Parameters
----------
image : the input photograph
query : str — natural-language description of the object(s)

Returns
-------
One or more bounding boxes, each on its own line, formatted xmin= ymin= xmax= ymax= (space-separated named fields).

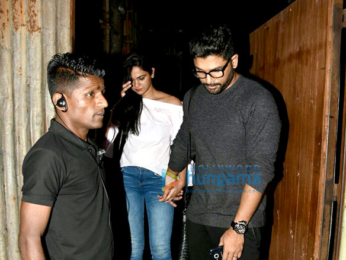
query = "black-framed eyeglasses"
xmin=193 ymin=58 xmax=231 ymax=79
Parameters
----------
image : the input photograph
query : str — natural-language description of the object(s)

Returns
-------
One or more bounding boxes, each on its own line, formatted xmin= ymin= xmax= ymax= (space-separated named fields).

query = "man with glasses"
xmin=160 ymin=24 xmax=281 ymax=260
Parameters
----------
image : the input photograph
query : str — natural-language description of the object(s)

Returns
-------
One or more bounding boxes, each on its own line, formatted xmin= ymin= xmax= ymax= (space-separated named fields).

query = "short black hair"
xmin=189 ymin=24 xmax=235 ymax=60
xmin=47 ymin=52 xmax=105 ymax=98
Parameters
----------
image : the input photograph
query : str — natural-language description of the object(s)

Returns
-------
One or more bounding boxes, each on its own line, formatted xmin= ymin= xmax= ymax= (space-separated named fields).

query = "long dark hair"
xmin=110 ymin=52 xmax=154 ymax=151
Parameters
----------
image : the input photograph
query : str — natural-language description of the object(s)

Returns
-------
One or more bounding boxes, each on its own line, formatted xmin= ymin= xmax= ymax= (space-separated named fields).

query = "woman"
xmin=105 ymin=52 xmax=186 ymax=260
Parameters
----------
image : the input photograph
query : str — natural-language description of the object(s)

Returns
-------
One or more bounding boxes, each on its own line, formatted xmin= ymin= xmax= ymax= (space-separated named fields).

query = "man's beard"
xmin=203 ymin=68 xmax=235 ymax=94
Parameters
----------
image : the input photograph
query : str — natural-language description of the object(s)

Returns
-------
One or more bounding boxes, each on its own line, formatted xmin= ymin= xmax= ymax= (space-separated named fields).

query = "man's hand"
xmin=218 ymin=183 xmax=263 ymax=259
xmin=158 ymin=168 xmax=186 ymax=207
xmin=219 ymin=228 xmax=244 ymax=260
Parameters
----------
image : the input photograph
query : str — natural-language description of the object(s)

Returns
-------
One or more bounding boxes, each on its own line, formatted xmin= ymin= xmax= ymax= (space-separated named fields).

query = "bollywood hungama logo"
xmin=161 ymin=164 xmax=261 ymax=192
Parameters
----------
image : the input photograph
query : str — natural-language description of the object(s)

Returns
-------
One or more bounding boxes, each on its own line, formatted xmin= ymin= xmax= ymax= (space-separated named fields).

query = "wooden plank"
xmin=317 ymin=1 xmax=344 ymax=259
xmin=338 ymin=48 xmax=346 ymax=256
xmin=249 ymin=0 xmax=342 ymax=258
xmin=334 ymin=35 xmax=346 ymax=258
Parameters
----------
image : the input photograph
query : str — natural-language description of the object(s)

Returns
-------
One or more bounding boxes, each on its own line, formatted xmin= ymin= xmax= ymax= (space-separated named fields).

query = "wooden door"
xmin=248 ymin=0 xmax=344 ymax=259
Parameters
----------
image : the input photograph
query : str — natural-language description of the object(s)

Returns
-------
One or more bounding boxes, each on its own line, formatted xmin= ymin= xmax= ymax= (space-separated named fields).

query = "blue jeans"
xmin=122 ymin=166 xmax=174 ymax=260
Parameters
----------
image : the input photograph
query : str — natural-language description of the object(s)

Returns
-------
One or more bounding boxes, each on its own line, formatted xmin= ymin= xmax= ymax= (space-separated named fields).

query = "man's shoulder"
xmin=30 ymin=131 xmax=59 ymax=150
xmin=182 ymin=85 xmax=201 ymax=103
xmin=24 ymin=131 xmax=63 ymax=163
xmin=239 ymin=76 xmax=269 ymax=94
xmin=238 ymin=76 xmax=276 ymax=104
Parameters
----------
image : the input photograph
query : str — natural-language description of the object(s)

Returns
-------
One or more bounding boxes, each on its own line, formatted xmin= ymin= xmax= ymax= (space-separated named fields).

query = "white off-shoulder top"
xmin=105 ymin=98 xmax=183 ymax=176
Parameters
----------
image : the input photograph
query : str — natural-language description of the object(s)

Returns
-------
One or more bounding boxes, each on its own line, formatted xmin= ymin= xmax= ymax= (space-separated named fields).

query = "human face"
xmin=64 ymin=75 xmax=108 ymax=137
xmin=130 ymin=66 xmax=154 ymax=97
xmin=193 ymin=55 xmax=238 ymax=94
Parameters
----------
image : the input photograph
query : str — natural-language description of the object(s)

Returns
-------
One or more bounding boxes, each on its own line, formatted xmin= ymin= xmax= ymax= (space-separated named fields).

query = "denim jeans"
xmin=122 ymin=166 xmax=174 ymax=260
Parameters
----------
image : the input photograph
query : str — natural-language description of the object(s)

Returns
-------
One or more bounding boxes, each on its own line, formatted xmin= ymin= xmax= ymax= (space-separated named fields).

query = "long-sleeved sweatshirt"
xmin=168 ymin=75 xmax=281 ymax=228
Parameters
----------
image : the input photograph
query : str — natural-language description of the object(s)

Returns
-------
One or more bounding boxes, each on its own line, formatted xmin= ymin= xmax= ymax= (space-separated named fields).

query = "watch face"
xmin=231 ymin=220 xmax=248 ymax=234
xmin=236 ymin=224 xmax=246 ymax=234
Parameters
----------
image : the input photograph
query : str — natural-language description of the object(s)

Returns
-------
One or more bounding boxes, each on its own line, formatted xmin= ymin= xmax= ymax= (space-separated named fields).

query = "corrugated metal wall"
xmin=0 ymin=1 xmax=74 ymax=259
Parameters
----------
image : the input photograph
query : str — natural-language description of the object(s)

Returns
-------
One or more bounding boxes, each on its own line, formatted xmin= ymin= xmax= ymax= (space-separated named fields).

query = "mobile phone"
xmin=210 ymin=245 xmax=223 ymax=260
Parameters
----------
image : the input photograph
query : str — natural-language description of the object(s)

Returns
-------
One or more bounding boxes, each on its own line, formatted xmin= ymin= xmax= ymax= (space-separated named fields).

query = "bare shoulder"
xmin=156 ymin=91 xmax=182 ymax=106
xmin=164 ymin=95 xmax=182 ymax=105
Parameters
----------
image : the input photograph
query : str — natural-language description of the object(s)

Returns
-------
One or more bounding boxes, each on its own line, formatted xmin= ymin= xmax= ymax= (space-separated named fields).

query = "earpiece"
xmin=56 ymin=94 xmax=68 ymax=112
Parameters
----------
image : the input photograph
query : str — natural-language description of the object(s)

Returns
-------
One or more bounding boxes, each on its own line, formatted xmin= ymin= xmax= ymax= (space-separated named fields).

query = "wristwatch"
xmin=231 ymin=220 xmax=248 ymax=234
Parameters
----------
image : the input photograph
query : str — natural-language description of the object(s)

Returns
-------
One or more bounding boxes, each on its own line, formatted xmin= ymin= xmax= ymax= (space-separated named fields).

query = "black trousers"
xmin=187 ymin=219 xmax=262 ymax=260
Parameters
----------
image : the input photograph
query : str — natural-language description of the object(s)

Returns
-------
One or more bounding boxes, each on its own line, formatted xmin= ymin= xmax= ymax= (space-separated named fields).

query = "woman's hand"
xmin=120 ymin=80 xmax=133 ymax=97
xmin=158 ymin=168 xmax=186 ymax=207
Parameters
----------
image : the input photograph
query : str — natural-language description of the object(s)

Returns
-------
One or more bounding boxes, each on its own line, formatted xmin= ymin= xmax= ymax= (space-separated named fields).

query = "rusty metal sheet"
xmin=0 ymin=1 xmax=73 ymax=259
xmin=42 ymin=0 xmax=57 ymax=128
xmin=12 ymin=0 xmax=29 ymax=208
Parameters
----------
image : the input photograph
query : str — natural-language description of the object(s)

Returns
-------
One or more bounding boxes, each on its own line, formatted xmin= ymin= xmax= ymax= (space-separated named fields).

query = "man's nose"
xmin=205 ymin=74 xmax=213 ymax=84
xmin=98 ymin=94 xmax=108 ymax=108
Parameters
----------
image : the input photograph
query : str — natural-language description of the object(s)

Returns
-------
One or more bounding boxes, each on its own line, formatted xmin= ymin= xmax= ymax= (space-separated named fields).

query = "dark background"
xmin=75 ymin=1 xmax=295 ymax=259
xmin=75 ymin=0 xmax=296 ymax=103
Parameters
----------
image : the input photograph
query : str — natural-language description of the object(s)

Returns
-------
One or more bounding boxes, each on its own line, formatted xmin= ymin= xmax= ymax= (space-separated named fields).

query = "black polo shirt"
xmin=22 ymin=119 xmax=113 ymax=260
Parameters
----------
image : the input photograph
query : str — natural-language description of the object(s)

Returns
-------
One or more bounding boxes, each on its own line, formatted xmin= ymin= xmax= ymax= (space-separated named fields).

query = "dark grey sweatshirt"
xmin=168 ymin=75 xmax=281 ymax=228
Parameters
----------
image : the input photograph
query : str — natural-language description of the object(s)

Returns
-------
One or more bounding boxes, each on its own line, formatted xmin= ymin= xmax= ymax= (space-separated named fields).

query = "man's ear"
xmin=52 ymin=92 xmax=68 ymax=112
xmin=151 ymin=68 xmax=155 ymax=78
xmin=231 ymin=54 xmax=239 ymax=69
